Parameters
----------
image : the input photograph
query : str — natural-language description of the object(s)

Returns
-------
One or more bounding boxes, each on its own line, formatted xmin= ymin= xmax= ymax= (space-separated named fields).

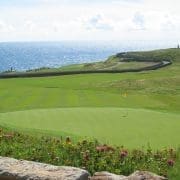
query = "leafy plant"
xmin=0 ymin=127 xmax=179 ymax=178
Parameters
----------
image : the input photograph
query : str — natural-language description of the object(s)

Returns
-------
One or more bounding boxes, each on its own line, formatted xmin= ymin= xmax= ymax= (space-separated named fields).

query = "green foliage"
xmin=115 ymin=48 xmax=180 ymax=62
xmin=167 ymin=148 xmax=180 ymax=180
xmin=0 ymin=128 xmax=179 ymax=178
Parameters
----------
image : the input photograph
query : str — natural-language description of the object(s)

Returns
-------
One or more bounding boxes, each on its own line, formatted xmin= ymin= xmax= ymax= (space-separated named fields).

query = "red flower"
xmin=120 ymin=150 xmax=128 ymax=158
xmin=167 ymin=159 xmax=175 ymax=167
xmin=96 ymin=145 xmax=114 ymax=152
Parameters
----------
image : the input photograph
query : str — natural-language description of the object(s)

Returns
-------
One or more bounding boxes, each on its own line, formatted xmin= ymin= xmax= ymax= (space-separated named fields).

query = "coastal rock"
xmin=0 ymin=156 xmax=167 ymax=180
xmin=0 ymin=156 xmax=89 ymax=180
xmin=128 ymin=171 xmax=167 ymax=180
xmin=90 ymin=172 xmax=127 ymax=180
xmin=91 ymin=171 xmax=167 ymax=180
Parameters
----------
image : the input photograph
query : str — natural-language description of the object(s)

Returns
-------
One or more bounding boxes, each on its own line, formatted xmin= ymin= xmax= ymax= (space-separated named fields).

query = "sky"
xmin=0 ymin=0 xmax=180 ymax=42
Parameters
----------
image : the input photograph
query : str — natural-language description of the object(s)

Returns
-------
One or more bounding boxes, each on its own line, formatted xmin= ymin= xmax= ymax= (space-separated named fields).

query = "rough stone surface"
xmin=91 ymin=171 xmax=167 ymax=180
xmin=0 ymin=157 xmax=167 ymax=180
xmin=91 ymin=172 xmax=127 ymax=180
xmin=0 ymin=156 xmax=89 ymax=180
xmin=128 ymin=171 xmax=167 ymax=180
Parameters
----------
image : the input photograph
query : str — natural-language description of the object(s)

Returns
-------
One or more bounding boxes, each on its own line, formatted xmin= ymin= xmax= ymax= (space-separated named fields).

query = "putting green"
xmin=0 ymin=107 xmax=179 ymax=148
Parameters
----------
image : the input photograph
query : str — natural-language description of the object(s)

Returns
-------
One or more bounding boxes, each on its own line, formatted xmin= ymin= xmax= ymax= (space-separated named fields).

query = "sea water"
xmin=0 ymin=41 xmax=176 ymax=72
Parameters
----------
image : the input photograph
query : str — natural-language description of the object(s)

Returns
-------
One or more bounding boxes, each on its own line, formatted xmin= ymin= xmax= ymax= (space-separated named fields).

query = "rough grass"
xmin=116 ymin=48 xmax=180 ymax=62
xmin=25 ymin=61 xmax=159 ymax=72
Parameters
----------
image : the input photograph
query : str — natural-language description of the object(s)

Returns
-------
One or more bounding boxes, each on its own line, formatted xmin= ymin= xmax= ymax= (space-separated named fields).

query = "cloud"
xmin=0 ymin=0 xmax=143 ymax=6
xmin=0 ymin=0 xmax=180 ymax=41
xmin=24 ymin=21 xmax=36 ymax=32
xmin=83 ymin=14 xmax=114 ymax=31
xmin=0 ymin=20 xmax=14 ymax=33
xmin=160 ymin=14 xmax=180 ymax=31
xmin=132 ymin=12 xmax=145 ymax=30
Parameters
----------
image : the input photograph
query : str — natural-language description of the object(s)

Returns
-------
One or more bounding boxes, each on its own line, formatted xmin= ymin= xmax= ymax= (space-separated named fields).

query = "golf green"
xmin=0 ymin=107 xmax=179 ymax=148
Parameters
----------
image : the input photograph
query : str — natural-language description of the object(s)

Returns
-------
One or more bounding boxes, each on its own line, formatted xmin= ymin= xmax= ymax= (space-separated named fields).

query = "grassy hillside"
xmin=58 ymin=48 xmax=179 ymax=71
xmin=115 ymin=48 xmax=180 ymax=62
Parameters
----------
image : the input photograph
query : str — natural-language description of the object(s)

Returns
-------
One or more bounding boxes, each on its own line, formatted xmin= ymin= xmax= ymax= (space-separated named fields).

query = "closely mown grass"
xmin=0 ymin=127 xmax=179 ymax=179
xmin=0 ymin=108 xmax=179 ymax=149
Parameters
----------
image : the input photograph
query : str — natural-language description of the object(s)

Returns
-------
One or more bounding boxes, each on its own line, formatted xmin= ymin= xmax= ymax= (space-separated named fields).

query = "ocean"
xmin=0 ymin=41 xmax=176 ymax=72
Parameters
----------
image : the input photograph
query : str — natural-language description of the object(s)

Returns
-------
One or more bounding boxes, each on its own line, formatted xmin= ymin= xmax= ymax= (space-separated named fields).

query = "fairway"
xmin=0 ymin=107 xmax=179 ymax=148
